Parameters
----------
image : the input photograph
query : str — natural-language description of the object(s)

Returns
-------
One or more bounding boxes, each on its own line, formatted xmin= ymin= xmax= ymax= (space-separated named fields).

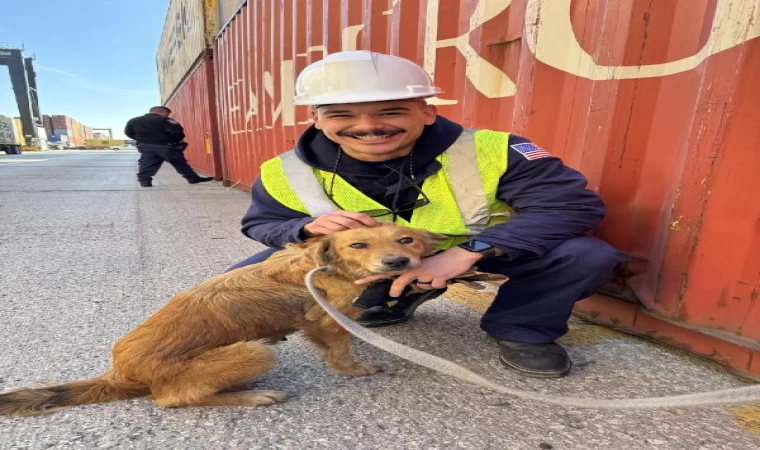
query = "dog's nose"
xmin=381 ymin=256 xmax=410 ymax=269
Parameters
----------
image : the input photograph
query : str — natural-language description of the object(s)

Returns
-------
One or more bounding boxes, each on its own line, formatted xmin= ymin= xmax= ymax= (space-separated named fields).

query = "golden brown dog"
xmin=0 ymin=224 xmax=440 ymax=416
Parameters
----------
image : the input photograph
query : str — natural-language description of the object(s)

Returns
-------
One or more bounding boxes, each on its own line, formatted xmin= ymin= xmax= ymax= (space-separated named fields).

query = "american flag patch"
xmin=510 ymin=143 xmax=553 ymax=160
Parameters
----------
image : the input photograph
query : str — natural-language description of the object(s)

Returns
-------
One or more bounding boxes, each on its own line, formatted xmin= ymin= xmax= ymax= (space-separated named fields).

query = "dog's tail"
xmin=0 ymin=370 xmax=149 ymax=416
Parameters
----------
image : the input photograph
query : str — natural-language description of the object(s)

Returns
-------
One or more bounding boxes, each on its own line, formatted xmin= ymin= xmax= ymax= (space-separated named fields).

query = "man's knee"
xmin=553 ymin=236 xmax=627 ymax=275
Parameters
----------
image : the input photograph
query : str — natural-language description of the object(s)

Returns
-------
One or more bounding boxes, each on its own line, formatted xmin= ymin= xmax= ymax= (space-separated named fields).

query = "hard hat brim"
xmin=293 ymin=89 xmax=443 ymax=106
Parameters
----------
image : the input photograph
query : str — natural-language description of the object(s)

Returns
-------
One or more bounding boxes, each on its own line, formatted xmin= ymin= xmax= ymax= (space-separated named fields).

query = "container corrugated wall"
xmin=215 ymin=0 xmax=293 ymax=188
xmin=210 ymin=0 xmax=760 ymax=377
xmin=165 ymin=57 xmax=222 ymax=179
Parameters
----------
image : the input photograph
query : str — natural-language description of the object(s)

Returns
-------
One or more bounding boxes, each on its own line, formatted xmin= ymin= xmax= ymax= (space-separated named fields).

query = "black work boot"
xmin=188 ymin=176 xmax=214 ymax=184
xmin=356 ymin=288 xmax=447 ymax=328
xmin=493 ymin=338 xmax=571 ymax=378
xmin=139 ymin=180 xmax=152 ymax=187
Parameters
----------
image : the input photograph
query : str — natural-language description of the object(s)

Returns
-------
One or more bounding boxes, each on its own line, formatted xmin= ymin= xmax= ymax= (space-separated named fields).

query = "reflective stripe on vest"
xmin=259 ymin=129 xmax=510 ymax=241
xmin=279 ymin=150 xmax=337 ymax=217
xmin=447 ymin=129 xmax=490 ymax=232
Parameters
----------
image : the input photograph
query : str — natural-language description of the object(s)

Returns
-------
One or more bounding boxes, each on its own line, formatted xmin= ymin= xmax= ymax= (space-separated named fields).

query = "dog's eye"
xmin=350 ymin=243 xmax=368 ymax=249
xmin=398 ymin=237 xmax=414 ymax=244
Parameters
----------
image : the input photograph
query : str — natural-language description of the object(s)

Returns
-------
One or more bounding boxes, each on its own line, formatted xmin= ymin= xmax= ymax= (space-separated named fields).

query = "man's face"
xmin=312 ymin=100 xmax=437 ymax=162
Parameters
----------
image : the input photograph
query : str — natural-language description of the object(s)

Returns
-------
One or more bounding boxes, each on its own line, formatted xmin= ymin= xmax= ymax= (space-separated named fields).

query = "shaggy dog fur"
xmin=0 ymin=224 xmax=440 ymax=415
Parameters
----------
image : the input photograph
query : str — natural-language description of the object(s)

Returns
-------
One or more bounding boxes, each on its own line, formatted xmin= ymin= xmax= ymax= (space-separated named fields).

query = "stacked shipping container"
xmin=45 ymin=114 xmax=95 ymax=146
xmin=42 ymin=115 xmax=53 ymax=140
xmin=157 ymin=0 xmax=760 ymax=378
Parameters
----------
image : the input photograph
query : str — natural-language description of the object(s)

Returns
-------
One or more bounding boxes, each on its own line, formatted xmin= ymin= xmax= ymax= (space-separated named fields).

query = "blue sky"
xmin=0 ymin=0 xmax=166 ymax=138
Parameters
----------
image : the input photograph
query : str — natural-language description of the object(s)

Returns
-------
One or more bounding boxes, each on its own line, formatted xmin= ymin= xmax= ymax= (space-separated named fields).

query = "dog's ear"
xmin=317 ymin=238 xmax=336 ymax=266
xmin=301 ymin=235 xmax=336 ymax=267
xmin=420 ymin=231 xmax=449 ymax=255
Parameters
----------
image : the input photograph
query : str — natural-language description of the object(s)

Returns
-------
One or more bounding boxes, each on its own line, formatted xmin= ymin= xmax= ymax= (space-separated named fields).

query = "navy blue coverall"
xmin=124 ymin=113 xmax=204 ymax=183
xmin=232 ymin=116 xmax=627 ymax=344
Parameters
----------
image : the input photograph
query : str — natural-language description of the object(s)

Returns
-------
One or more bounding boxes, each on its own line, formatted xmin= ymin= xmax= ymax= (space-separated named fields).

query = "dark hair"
xmin=149 ymin=106 xmax=171 ymax=114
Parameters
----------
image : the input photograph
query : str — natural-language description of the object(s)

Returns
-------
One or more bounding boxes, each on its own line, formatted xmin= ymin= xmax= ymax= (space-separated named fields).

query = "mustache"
xmin=338 ymin=128 xmax=404 ymax=138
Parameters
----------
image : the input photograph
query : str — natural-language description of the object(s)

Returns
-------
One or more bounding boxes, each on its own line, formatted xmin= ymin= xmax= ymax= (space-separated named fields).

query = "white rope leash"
xmin=306 ymin=267 xmax=760 ymax=410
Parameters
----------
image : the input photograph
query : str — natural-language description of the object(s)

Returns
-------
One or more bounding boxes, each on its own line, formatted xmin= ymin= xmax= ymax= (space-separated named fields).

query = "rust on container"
xmin=165 ymin=57 xmax=221 ymax=179
xmin=575 ymin=295 xmax=760 ymax=382
xmin=208 ymin=0 xmax=760 ymax=377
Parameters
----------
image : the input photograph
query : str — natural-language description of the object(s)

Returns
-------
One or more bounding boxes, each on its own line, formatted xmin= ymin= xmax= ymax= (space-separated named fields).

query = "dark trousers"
xmin=228 ymin=236 xmax=627 ymax=344
xmin=136 ymin=143 xmax=201 ymax=182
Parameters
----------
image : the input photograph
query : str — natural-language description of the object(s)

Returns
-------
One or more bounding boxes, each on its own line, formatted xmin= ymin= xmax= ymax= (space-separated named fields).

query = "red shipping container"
xmin=165 ymin=57 xmax=222 ymax=179
xmin=209 ymin=0 xmax=760 ymax=377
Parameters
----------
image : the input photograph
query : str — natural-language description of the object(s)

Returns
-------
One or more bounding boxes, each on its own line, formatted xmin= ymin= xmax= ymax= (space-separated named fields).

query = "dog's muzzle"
xmin=380 ymin=256 xmax=410 ymax=271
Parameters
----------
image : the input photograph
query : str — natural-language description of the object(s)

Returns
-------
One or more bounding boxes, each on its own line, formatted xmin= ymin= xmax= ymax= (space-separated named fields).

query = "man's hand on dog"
xmin=356 ymin=247 xmax=484 ymax=297
xmin=303 ymin=211 xmax=382 ymax=237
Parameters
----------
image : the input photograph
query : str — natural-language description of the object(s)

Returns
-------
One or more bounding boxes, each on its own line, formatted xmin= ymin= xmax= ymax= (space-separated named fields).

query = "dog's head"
xmin=303 ymin=224 xmax=444 ymax=278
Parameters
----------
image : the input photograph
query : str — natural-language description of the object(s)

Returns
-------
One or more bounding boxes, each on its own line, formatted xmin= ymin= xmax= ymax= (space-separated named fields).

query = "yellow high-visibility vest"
xmin=260 ymin=129 xmax=512 ymax=248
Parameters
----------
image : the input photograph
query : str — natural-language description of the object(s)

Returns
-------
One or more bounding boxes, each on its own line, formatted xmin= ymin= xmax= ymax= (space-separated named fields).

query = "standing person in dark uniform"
xmin=124 ymin=106 xmax=214 ymax=187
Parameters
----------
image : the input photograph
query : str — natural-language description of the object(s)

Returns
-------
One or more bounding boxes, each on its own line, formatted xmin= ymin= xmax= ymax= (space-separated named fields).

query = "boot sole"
xmin=498 ymin=353 xmax=571 ymax=378
xmin=357 ymin=312 xmax=415 ymax=328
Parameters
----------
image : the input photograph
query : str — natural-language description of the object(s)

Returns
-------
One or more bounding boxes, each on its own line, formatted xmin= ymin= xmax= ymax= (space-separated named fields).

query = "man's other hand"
xmin=355 ymin=247 xmax=483 ymax=296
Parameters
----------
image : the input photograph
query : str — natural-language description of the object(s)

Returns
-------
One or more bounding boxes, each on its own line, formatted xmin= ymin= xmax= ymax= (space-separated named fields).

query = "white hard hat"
xmin=293 ymin=51 xmax=443 ymax=106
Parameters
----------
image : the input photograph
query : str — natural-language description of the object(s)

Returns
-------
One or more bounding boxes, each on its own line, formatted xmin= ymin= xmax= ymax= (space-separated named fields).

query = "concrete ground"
xmin=0 ymin=150 xmax=758 ymax=450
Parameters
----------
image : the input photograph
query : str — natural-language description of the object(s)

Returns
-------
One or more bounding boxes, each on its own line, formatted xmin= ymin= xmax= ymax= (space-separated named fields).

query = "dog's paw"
xmin=247 ymin=390 xmax=289 ymax=406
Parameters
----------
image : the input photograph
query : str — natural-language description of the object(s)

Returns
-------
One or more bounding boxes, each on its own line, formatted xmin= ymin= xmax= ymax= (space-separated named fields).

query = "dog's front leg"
xmin=303 ymin=323 xmax=381 ymax=376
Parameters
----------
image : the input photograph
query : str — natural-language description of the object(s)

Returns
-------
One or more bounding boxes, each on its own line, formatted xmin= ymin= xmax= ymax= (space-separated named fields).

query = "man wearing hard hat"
xmin=232 ymin=51 xmax=627 ymax=378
